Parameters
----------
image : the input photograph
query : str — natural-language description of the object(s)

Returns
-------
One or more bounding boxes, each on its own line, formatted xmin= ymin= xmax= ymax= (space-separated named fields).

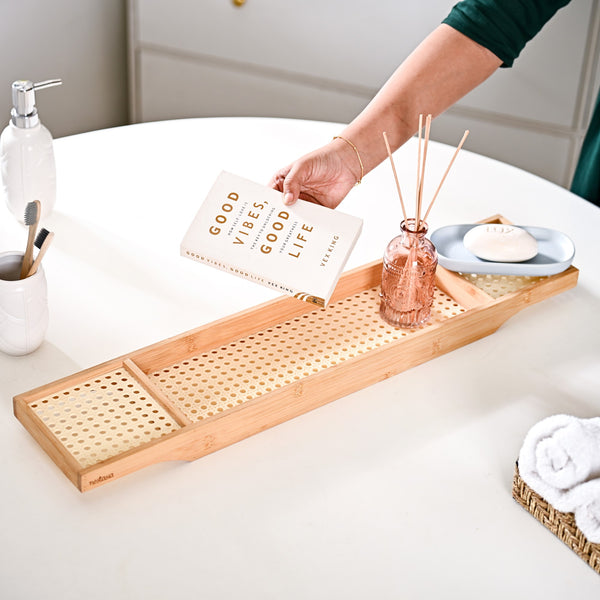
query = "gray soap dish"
xmin=430 ymin=224 xmax=575 ymax=276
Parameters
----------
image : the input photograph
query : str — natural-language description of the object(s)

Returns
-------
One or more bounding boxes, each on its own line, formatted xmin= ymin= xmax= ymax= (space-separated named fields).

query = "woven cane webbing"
xmin=512 ymin=465 xmax=600 ymax=575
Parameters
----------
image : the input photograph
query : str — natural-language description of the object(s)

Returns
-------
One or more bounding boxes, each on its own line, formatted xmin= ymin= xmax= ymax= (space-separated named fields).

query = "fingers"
xmin=268 ymin=168 xmax=288 ymax=192
xmin=282 ymin=174 xmax=301 ymax=206
xmin=268 ymin=165 xmax=300 ymax=206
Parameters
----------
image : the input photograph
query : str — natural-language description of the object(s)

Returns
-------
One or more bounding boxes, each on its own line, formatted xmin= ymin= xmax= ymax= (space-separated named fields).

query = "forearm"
xmin=339 ymin=24 xmax=502 ymax=176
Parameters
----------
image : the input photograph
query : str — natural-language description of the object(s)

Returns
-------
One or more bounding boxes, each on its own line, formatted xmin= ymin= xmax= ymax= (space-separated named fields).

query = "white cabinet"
xmin=129 ymin=0 xmax=599 ymax=188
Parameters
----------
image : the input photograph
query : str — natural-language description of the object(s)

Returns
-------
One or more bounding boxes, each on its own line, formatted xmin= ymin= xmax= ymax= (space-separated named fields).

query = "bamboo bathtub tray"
xmin=14 ymin=216 xmax=579 ymax=492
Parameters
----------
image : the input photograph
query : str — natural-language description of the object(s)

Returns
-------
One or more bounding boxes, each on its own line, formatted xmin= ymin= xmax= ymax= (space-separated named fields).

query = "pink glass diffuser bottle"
xmin=379 ymin=218 xmax=438 ymax=328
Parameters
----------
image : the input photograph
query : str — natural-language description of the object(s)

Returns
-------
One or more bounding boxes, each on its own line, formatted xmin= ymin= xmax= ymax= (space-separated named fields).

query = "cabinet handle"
xmin=232 ymin=0 xmax=246 ymax=6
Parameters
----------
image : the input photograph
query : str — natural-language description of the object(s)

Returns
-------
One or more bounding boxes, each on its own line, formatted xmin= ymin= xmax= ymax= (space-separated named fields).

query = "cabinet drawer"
xmin=433 ymin=111 xmax=573 ymax=186
xmin=138 ymin=50 xmax=369 ymax=124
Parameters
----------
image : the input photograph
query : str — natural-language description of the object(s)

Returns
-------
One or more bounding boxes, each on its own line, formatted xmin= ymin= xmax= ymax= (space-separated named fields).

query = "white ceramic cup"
xmin=0 ymin=251 xmax=49 ymax=355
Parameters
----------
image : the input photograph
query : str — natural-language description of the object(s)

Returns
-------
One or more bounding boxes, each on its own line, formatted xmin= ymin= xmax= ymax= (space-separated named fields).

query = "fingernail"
xmin=284 ymin=192 xmax=294 ymax=205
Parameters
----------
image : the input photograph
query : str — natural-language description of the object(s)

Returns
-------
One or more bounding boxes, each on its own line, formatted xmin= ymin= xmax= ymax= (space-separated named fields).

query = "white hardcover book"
xmin=181 ymin=171 xmax=363 ymax=307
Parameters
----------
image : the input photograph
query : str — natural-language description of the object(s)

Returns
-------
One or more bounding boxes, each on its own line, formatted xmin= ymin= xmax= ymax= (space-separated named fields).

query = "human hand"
xmin=269 ymin=139 xmax=361 ymax=209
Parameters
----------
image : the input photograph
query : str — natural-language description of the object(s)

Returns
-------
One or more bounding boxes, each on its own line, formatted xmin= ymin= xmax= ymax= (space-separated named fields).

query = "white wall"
xmin=0 ymin=0 xmax=128 ymax=138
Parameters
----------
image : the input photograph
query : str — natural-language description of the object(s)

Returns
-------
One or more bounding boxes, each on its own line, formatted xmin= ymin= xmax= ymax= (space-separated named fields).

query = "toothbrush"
xmin=26 ymin=228 xmax=54 ymax=277
xmin=20 ymin=200 xmax=41 ymax=278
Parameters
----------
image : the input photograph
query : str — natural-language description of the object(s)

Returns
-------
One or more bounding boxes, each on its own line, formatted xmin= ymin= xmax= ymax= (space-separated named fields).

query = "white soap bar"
xmin=463 ymin=224 xmax=538 ymax=262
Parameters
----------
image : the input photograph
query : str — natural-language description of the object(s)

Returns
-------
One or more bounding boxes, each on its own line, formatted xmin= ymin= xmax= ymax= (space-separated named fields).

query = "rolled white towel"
xmin=572 ymin=479 xmax=600 ymax=544
xmin=535 ymin=417 xmax=600 ymax=488
xmin=518 ymin=414 xmax=600 ymax=513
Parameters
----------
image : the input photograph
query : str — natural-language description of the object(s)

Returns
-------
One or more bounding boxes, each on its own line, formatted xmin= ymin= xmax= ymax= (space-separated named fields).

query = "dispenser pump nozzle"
xmin=11 ymin=79 xmax=62 ymax=128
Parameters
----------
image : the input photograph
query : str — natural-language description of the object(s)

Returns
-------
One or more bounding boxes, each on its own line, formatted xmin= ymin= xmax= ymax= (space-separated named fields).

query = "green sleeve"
xmin=571 ymin=93 xmax=600 ymax=206
xmin=442 ymin=0 xmax=571 ymax=67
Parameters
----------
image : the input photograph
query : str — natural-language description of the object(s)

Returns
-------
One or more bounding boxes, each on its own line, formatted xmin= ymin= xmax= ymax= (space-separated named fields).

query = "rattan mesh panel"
xmin=29 ymin=368 xmax=180 ymax=468
xmin=150 ymin=286 xmax=464 ymax=421
xmin=461 ymin=273 xmax=543 ymax=299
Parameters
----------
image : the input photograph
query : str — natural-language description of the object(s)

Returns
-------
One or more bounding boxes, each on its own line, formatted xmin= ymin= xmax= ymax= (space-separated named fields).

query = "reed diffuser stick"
xmin=416 ymin=114 xmax=432 ymax=231
xmin=416 ymin=114 xmax=423 ymax=213
xmin=382 ymin=131 xmax=408 ymax=222
xmin=422 ymin=129 xmax=470 ymax=222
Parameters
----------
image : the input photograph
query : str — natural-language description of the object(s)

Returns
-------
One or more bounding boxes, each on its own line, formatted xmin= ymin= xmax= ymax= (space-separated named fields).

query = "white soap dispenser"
xmin=0 ymin=79 xmax=62 ymax=223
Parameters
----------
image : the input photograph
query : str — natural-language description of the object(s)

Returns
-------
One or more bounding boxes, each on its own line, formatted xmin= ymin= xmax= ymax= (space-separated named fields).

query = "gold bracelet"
xmin=333 ymin=135 xmax=364 ymax=185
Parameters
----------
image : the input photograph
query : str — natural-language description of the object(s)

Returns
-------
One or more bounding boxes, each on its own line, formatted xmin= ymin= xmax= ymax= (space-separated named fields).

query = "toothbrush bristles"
xmin=24 ymin=201 xmax=39 ymax=226
xmin=34 ymin=227 xmax=50 ymax=249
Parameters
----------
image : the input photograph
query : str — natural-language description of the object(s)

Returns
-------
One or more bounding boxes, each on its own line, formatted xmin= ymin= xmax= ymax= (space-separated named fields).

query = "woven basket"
xmin=513 ymin=464 xmax=600 ymax=575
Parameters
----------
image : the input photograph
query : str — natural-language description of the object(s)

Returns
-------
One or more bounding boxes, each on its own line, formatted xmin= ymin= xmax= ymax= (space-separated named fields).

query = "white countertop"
xmin=1 ymin=117 xmax=599 ymax=598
